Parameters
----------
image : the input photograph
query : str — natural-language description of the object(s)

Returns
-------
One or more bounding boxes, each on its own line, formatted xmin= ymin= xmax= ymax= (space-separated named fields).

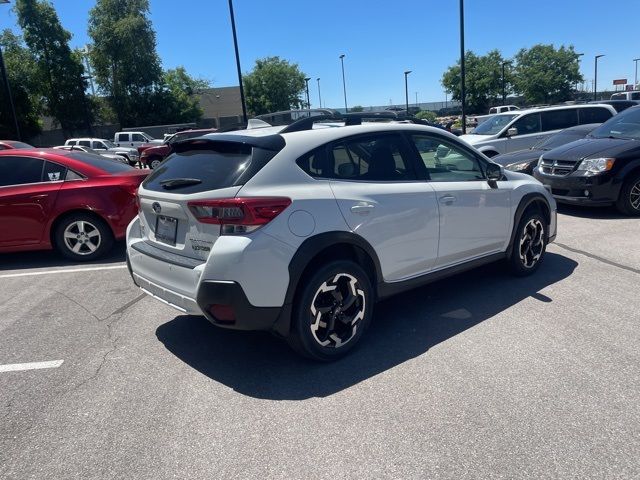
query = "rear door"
xmin=408 ymin=134 xmax=510 ymax=268
xmin=0 ymin=157 xmax=63 ymax=247
xmin=326 ymin=133 xmax=440 ymax=281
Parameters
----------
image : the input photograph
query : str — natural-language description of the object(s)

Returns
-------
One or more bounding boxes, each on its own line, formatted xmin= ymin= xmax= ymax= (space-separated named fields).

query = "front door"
xmin=409 ymin=134 xmax=510 ymax=268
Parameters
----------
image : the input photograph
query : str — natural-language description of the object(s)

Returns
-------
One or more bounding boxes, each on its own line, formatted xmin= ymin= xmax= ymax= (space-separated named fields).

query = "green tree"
xmin=0 ymin=29 xmax=42 ymax=139
xmin=512 ymin=44 xmax=583 ymax=104
xmin=415 ymin=110 xmax=437 ymax=123
xmin=350 ymin=105 xmax=364 ymax=112
xmin=243 ymin=57 xmax=306 ymax=115
xmin=88 ymin=0 xmax=163 ymax=126
xmin=442 ymin=49 xmax=508 ymax=114
xmin=15 ymin=0 xmax=92 ymax=133
xmin=159 ymin=67 xmax=210 ymax=123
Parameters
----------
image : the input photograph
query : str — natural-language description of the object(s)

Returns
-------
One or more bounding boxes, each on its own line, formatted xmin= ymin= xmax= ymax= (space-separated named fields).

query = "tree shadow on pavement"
xmin=156 ymin=252 xmax=577 ymax=400
xmin=0 ymin=241 xmax=126 ymax=271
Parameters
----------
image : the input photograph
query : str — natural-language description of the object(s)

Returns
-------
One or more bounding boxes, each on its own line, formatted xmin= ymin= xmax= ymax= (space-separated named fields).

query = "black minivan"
xmin=534 ymin=106 xmax=640 ymax=215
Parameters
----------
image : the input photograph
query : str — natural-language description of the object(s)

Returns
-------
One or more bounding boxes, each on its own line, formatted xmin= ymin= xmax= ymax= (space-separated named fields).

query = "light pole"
xmin=501 ymin=61 xmax=510 ymax=104
xmin=404 ymin=70 xmax=412 ymax=114
xmin=459 ymin=0 xmax=466 ymax=134
xmin=0 ymin=0 xmax=20 ymax=140
xmin=228 ymin=0 xmax=247 ymax=124
xmin=339 ymin=54 xmax=348 ymax=112
xmin=415 ymin=92 xmax=418 ymax=108
xmin=634 ymin=58 xmax=640 ymax=88
xmin=594 ymin=54 xmax=604 ymax=101
xmin=304 ymin=77 xmax=311 ymax=110
xmin=316 ymin=77 xmax=322 ymax=108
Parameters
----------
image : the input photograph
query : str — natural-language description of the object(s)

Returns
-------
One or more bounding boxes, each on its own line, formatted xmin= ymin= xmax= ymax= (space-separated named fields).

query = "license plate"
xmin=155 ymin=215 xmax=178 ymax=246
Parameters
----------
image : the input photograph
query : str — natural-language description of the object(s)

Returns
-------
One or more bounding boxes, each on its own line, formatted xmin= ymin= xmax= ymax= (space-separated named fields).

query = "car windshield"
xmin=590 ymin=107 xmax=640 ymax=140
xmin=472 ymin=114 xmax=518 ymax=135
xmin=66 ymin=152 xmax=134 ymax=173
xmin=164 ymin=134 xmax=177 ymax=144
xmin=102 ymin=140 xmax=117 ymax=148
xmin=535 ymin=130 xmax=585 ymax=150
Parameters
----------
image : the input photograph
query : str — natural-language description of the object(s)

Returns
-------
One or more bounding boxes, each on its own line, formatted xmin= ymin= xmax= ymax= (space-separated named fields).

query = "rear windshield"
xmin=143 ymin=142 xmax=277 ymax=194
xmin=66 ymin=152 xmax=134 ymax=173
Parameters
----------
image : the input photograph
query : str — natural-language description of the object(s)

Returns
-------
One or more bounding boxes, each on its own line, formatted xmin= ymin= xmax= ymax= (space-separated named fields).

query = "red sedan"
xmin=0 ymin=140 xmax=34 ymax=150
xmin=0 ymin=149 xmax=147 ymax=261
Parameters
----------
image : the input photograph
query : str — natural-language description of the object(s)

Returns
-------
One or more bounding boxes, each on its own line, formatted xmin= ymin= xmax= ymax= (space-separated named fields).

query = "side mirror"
xmin=507 ymin=127 xmax=518 ymax=137
xmin=486 ymin=162 xmax=502 ymax=185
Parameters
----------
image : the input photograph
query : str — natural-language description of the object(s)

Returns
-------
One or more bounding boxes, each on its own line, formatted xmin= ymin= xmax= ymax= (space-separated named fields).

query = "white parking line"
xmin=0 ymin=360 xmax=64 ymax=373
xmin=0 ymin=265 xmax=127 ymax=279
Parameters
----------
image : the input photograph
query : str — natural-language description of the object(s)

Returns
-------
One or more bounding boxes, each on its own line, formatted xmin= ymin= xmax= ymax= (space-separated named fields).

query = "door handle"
xmin=439 ymin=195 xmax=457 ymax=205
xmin=350 ymin=203 xmax=375 ymax=215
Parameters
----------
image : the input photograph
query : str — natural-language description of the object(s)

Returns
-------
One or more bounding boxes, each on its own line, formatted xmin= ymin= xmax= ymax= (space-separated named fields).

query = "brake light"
xmin=188 ymin=197 xmax=291 ymax=234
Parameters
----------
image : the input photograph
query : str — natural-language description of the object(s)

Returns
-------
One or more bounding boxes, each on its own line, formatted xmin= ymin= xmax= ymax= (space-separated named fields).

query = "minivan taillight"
xmin=187 ymin=197 xmax=291 ymax=234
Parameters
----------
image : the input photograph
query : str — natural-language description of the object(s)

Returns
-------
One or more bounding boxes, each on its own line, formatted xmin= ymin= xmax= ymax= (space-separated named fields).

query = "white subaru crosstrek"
xmin=126 ymin=113 xmax=557 ymax=360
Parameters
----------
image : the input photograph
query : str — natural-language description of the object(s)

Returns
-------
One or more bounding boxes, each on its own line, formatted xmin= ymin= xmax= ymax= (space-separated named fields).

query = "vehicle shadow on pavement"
xmin=557 ymin=204 xmax=629 ymax=220
xmin=156 ymin=252 xmax=577 ymax=400
xmin=0 ymin=241 xmax=127 ymax=271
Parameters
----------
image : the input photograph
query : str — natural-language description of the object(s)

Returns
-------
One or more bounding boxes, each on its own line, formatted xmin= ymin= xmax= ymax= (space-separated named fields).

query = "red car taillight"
xmin=187 ymin=197 xmax=291 ymax=234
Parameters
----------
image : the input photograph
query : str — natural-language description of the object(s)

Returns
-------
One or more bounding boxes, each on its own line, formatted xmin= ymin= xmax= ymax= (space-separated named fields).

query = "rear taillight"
xmin=187 ymin=197 xmax=291 ymax=234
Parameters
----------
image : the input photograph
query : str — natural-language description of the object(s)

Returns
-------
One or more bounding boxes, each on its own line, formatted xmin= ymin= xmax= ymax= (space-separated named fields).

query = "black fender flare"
xmin=272 ymin=231 xmax=383 ymax=337
xmin=506 ymin=192 xmax=552 ymax=258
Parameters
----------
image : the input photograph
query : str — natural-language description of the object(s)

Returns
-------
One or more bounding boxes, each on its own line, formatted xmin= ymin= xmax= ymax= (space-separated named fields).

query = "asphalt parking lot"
xmin=1 ymin=205 xmax=639 ymax=479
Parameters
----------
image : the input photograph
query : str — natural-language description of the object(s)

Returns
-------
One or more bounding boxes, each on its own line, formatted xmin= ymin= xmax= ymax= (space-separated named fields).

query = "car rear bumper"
xmin=533 ymin=169 xmax=619 ymax=206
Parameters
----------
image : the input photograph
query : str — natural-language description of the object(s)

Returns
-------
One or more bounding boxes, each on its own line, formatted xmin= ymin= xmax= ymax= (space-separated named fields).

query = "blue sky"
xmin=0 ymin=1 xmax=637 ymax=108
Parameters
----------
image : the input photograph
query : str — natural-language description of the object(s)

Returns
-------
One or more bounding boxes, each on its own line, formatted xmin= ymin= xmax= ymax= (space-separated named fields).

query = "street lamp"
xmin=459 ymin=0 xmax=466 ymax=134
xmin=0 ymin=0 xmax=20 ymax=140
xmin=594 ymin=54 xmax=604 ymax=102
xmin=228 ymin=0 xmax=247 ymax=124
xmin=339 ymin=54 xmax=348 ymax=112
xmin=316 ymin=77 xmax=322 ymax=108
xmin=501 ymin=61 xmax=511 ymax=105
xmin=304 ymin=77 xmax=311 ymax=110
xmin=634 ymin=58 xmax=640 ymax=88
xmin=404 ymin=70 xmax=412 ymax=114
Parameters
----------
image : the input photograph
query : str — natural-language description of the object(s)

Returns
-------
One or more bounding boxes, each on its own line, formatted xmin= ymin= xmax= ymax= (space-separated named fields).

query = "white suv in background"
xmin=461 ymin=104 xmax=617 ymax=157
xmin=126 ymin=113 xmax=557 ymax=360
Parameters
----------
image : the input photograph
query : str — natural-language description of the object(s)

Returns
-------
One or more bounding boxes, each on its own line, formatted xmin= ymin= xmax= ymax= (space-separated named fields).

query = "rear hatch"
xmin=136 ymin=136 xmax=284 ymax=262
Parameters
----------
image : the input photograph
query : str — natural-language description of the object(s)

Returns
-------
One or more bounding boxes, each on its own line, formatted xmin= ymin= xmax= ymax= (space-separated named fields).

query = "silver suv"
xmin=126 ymin=112 xmax=557 ymax=360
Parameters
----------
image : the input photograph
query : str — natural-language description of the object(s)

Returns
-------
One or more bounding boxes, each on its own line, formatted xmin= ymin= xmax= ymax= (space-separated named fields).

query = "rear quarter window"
xmin=579 ymin=107 xmax=613 ymax=124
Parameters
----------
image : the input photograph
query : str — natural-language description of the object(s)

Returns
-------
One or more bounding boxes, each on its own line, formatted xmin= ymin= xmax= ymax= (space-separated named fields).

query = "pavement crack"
xmin=49 ymin=288 xmax=104 ymax=321
xmin=554 ymin=242 xmax=640 ymax=275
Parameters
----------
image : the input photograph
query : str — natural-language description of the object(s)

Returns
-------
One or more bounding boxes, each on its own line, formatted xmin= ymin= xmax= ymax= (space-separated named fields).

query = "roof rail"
xmin=280 ymin=110 xmax=438 ymax=133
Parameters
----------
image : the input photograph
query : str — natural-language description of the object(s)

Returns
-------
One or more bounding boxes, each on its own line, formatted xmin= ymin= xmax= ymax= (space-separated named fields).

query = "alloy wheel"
xmin=63 ymin=220 xmax=101 ymax=256
xmin=519 ymin=218 xmax=545 ymax=268
xmin=309 ymin=273 xmax=366 ymax=348
xmin=630 ymin=180 xmax=640 ymax=211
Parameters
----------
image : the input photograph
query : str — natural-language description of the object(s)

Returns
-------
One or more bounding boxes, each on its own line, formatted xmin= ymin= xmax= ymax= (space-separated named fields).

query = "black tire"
xmin=508 ymin=210 xmax=547 ymax=276
xmin=287 ymin=260 xmax=374 ymax=361
xmin=615 ymin=172 xmax=640 ymax=216
xmin=149 ymin=158 xmax=162 ymax=169
xmin=54 ymin=213 xmax=114 ymax=262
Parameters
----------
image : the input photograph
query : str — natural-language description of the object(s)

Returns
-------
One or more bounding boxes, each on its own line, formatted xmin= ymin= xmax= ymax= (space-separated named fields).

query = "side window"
xmin=132 ymin=133 xmax=145 ymax=142
xmin=43 ymin=161 xmax=67 ymax=182
xmin=0 ymin=145 xmax=6 ymax=150
xmin=511 ymin=113 xmax=541 ymax=135
xmin=542 ymin=109 xmax=578 ymax=132
xmin=116 ymin=133 xmax=128 ymax=142
xmin=65 ymin=169 xmax=83 ymax=181
xmin=411 ymin=135 xmax=484 ymax=182
xmin=329 ymin=134 xmax=416 ymax=181
xmin=78 ymin=140 xmax=91 ymax=147
xmin=579 ymin=107 xmax=613 ymax=124
xmin=94 ymin=141 xmax=107 ymax=150
xmin=296 ymin=134 xmax=417 ymax=181
xmin=631 ymin=92 xmax=640 ymax=100
xmin=0 ymin=156 xmax=44 ymax=186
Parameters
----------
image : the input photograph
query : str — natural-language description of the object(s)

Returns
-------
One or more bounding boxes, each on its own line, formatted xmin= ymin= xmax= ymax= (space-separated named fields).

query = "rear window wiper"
xmin=159 ymin=178 xmax=202 ymax=189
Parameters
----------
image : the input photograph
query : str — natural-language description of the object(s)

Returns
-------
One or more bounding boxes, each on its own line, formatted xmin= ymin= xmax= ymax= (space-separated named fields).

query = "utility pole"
xmin=594 ymin=54 xmax=604 ymax=102
xmin=404 ymin=70 xmax=412 ymax=114
xmin=304 ymin=77 xmax=311 ymax=111
xmin=459 ymin=0 xmax=466 ymax=134
xmin=316 ymin=77 xmax=322 ymax=108
xmin=339 ymin=54 xmax=348 ymax=112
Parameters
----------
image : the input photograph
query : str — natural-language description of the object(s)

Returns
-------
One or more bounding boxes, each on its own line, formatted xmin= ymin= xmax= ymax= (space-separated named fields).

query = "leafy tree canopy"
xmin=243 ymin=57 xmax=306 ymax=116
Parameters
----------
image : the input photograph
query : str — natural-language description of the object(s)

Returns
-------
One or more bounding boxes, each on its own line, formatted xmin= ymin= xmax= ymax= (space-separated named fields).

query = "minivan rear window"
xmin=143 ymin=141 xmax=278 ymax=194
